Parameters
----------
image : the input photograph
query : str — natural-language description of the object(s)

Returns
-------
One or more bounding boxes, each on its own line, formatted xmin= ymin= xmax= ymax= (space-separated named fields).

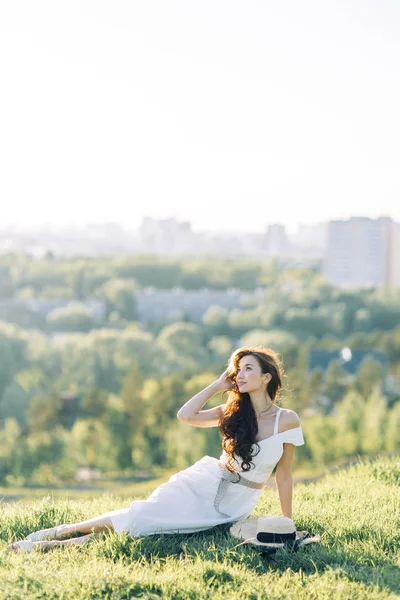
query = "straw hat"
xmin=230 ymin=515 xmax=320 ymax=553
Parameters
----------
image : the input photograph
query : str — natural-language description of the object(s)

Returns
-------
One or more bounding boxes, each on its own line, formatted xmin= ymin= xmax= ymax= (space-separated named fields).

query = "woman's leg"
xmin=10 ymin=533 xmax=97 ymax=553
xmin=27 ymin=512 xmax=117 ymax=541
xmin=57 ymin=514 xmax=115 ymax=538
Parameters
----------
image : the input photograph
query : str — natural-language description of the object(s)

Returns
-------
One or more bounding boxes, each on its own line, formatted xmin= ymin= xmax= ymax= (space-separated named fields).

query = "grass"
xmin=0 ymin=454 xmax=399 ymax=599
xmin=0 ymin=471 xmax=177 ymax=504
xmin=0 ymin=457 xmax=373 ymax=503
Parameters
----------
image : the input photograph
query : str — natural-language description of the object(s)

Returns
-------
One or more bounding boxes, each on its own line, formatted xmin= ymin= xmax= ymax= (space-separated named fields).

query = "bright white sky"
xmin=0 ymin=1 xmax=399 ymax=233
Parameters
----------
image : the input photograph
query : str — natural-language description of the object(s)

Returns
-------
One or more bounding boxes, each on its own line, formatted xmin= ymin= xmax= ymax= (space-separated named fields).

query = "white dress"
xmin=108 ymin=408 xmax=305 ymax=537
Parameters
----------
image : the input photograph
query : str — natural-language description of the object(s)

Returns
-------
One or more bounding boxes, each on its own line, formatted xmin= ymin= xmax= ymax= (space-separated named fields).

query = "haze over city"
xmin=1 ymin=1 xmax=400 ymax=233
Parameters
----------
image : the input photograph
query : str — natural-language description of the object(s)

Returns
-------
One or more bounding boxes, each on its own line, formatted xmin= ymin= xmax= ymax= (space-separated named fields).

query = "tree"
xmin=164 ymin=421 xmax=207 ymax=469
xmin=207 ymin=336 xmax=234 ymax=363
xmin=335 ymin=390 xmax=365 ymax=456
xmin=156 ymin=322 xmax=208 ymax=373
xmin=0 ymin=381 xmax=29 ymax=426
xmin=106 ymin=398 xmax=134 ymax=471
xmin=379 ymin=326 xmax=400 ymax=364
xmin=299 ymin=367 xmax=325 ymax=414
xmin=27 ymin=390 xmax=63 ymax=432
xmin=81 ymin=387 xmax=108 ymax=420
xmin=353 ymin=356 xmax=387 ymax=399
xmin=385 ymin=401 xmax=400 ymax=453
xmin=47 ymin=303 xmax=95 ymax=332
xmin=324 ymin=360 xmax=349 ymax=408
xmin=336 ymin=292 xmax=365 ymax=334
xmin=353 ymin=308 xmax=372 ymax=332
xmin=120 ymin=363 xmax=144 ymax=424
xmin=0 ymin=337 xmax=15 ymax=403
xmin=302 ymin=414 xmax=338 ymax=467
xmin=0 ymin=418 xmax=24 ymax=484
xmin=73 ymin=267 xmax=89 ymax=301
xmin=230 ymin=264 xmax=261 ymax=289
xmin=202 ymin=305 xmax=229 ymax=336
xmin=111 ymin=362 xmax=146 ymax=469
xmin=280 ymin=308 xmax=336 ymax=339
xmin=360 ymin=387 xmax=387 ymax=455
xmin=100 ymin=279 xmax=138 ymax=321
xmin=368 ymin=302 xmax=400 ymax=331
xmin=113 ymin=330 xmax=154 ymax=375
xmin=227 ymin=309 xmax=259 ymax=336
xmin=0 ymin=322 xmax=29 ymax=399
xmin=93 ymin=354 xmax=120 ymax=394
xmin=241 ymin=329 xmax=297 ymax=352
xmin=69 ymin=419 xmax=116 ymax=470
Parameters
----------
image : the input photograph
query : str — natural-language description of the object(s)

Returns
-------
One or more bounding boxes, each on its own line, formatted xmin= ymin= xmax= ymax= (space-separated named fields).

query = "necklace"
xmin=258 ymin=403 xmax=276 ymax=418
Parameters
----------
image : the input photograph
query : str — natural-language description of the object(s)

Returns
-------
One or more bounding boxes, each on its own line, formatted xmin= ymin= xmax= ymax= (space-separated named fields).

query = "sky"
xmin=0 ymin=0 xmax=399 ymax=234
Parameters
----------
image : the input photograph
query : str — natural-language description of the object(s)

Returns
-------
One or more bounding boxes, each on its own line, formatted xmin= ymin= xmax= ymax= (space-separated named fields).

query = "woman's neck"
xmin=249 ymin=390 xmax=276 ymax=417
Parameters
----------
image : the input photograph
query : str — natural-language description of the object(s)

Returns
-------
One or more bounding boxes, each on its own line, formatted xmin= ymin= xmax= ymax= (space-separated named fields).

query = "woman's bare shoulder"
xmin=280 ymin=408 xmax=300 ymax=432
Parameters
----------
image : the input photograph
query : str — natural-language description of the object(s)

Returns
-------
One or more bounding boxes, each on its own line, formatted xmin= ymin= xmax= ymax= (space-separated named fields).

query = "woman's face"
xmin=235 ymin=354 xmax=270 ymax=393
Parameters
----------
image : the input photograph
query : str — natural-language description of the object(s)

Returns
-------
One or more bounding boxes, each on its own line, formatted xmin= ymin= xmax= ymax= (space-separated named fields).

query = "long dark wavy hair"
xmin=218 ymin=346 xmax=283 ymax=474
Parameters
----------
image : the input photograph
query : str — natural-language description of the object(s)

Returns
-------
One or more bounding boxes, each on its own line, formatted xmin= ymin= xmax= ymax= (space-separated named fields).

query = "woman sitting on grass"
xmin=10 ymin=346 xmax=304 ymax=553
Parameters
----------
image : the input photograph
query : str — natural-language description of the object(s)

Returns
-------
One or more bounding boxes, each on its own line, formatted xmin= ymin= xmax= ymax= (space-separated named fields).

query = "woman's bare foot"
xmin=9 ymin=534 xmax=92 ymax=553
xmin=8 ymin=540 xmax=34 ymax=553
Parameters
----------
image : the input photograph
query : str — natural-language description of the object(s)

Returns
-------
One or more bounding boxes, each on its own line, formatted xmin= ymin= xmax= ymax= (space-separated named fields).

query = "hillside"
xmin=1 ymin=455 xmax=399 ymax=599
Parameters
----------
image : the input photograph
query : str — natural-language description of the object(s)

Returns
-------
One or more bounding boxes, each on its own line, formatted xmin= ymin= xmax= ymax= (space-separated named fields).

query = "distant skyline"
xmin=1 ymin=1 xmax=399 ymax=234
xmin=3 ymin=213 xmax=398 ymax=237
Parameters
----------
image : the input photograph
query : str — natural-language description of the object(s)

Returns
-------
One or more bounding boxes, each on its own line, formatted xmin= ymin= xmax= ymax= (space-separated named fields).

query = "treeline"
xmin=0 ymin=254 xmax=271 ymax=297
xmin=1 ymin=254 xmax=400 ymax=338
xmin=0 ymin=253 xmax=399 ymax=486
xmin=1 ymin=364 xmax=399 ymax=487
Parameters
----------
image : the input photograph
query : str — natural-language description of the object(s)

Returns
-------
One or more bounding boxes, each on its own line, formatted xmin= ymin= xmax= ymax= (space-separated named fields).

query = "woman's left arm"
xmin=275 ymin=446 xmax=294 ymax=518
xmin=275 ymin=411 xmax=301 ymax=519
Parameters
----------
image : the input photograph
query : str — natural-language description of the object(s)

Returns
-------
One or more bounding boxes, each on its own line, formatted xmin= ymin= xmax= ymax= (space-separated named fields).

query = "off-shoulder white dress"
xmin=107 ymin=408 xmax=305 ymax=537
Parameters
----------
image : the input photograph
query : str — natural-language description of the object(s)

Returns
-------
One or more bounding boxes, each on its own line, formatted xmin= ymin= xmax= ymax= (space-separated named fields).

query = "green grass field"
xmin=1 ymin=455 xmax=399 ymax=599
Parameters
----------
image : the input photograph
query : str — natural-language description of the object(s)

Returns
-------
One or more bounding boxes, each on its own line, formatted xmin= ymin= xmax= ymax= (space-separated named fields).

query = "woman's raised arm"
xmin=177 ymin=371 xmax=234 ymax=428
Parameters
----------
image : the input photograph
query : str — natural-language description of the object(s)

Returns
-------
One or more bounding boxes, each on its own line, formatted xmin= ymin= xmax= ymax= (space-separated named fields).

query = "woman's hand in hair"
xmin=216 ymin=370 xmax=236 ymax=391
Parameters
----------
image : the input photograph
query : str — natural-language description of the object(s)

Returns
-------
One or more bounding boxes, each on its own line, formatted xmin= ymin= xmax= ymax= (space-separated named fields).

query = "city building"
xmin=324 ymin=216 xmax=399 ymax=288
xmin=138 ymin=217 xmax=197 ymax=255
xmin=388 ymin=220 xmax=400 ymax=288
xmin=265 ymin=224 xmax=288 ymax=256
xmin=289 ymin=222 xmax=327 ymax=258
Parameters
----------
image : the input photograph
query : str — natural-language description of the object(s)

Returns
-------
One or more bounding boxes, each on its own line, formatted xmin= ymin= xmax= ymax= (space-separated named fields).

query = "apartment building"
xmin=324 ymin=216 xmax=399 ymax=288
